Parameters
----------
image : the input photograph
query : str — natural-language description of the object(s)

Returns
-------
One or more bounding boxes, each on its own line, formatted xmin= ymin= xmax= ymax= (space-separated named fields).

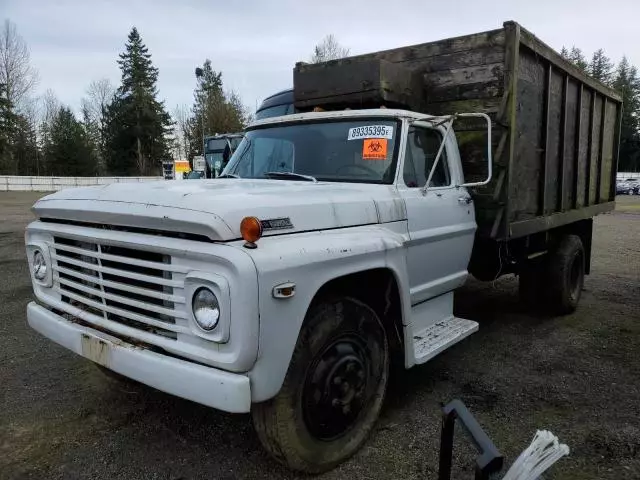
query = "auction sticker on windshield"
xmin=347 ymin=125 xmax=393 ymax=140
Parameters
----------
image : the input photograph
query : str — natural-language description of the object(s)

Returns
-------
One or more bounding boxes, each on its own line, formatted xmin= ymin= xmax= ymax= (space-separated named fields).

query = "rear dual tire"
xmin=519 ymin=234 xmax=585 ymax=315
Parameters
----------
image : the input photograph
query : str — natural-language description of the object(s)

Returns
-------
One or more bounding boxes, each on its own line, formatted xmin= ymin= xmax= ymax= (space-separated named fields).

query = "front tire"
xmin=252 ymin=297 xmax=389 ymax=473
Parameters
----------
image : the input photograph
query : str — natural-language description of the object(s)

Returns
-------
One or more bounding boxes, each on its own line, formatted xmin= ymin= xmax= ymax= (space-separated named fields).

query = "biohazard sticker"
xmin=362 ymin=138 xmax=388 ymax=160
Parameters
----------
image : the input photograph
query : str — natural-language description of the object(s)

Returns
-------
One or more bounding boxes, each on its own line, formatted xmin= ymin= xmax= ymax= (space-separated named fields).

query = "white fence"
xmin=618 ymin=172 xmax=639 ymax=181
xmin=0 ymin=176 xmax=164 ymax=192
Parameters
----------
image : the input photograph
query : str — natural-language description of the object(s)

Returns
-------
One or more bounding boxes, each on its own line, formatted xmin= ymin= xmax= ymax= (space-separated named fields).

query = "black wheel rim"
xmin=302 ymin=333 xmax=373 ymax=441
xmin=569 ymin=251 xmax=584 ymax=301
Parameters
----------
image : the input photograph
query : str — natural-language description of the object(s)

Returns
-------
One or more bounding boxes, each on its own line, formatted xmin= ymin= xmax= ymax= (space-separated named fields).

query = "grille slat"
xmin=52 ymin=252 xmax=180 ymax=288
xmin=52 ymin=236 xmax=183 ymax=341
xmin=53 ymin=266 xmax=184 ymax=303
xmin=58 ymin=288 xmax=187 ymax=334
xmin=53 ymin=242 xmax=188 ymax=273
xmin=57 ymin=275 xmax=185 ymax=319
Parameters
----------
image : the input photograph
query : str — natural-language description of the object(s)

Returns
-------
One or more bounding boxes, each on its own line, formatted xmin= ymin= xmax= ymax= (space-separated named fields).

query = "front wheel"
xmin=252 ymin=297 xmax=389 ymax=473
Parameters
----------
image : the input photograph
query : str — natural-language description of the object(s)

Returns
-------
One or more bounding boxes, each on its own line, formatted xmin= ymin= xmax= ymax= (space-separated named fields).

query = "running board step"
xmin=413 ymin=317 xmax=479 ymax=365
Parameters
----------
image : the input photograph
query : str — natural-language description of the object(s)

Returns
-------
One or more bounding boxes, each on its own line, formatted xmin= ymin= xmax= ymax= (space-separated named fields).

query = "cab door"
xmin=398 ymin=123 xmax=477 ymax=306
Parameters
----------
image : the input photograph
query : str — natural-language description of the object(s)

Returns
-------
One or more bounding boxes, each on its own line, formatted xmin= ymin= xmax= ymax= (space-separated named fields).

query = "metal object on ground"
xmin=438 ymin=399 xmax=504 ymax=480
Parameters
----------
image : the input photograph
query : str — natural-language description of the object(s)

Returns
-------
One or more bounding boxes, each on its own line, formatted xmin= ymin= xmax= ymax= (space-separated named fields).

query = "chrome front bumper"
xmin=27 ymin=302 xmax=251 ymax=413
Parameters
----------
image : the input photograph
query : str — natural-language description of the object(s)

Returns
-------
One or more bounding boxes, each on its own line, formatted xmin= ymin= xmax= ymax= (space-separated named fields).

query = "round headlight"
xmin=192 ymin=287 xmax=220 ymax=331
xmin=33 ymin=250 xmax=47 ymax=281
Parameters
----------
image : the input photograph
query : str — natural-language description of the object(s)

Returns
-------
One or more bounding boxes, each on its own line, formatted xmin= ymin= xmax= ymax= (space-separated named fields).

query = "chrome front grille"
xmin=51 ymin=236 xmax=188 ymax=340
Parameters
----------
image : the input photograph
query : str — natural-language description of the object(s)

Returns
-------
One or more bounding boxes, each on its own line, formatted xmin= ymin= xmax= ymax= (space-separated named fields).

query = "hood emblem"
xmin=260 ymin=217 xmax=294 ymax=231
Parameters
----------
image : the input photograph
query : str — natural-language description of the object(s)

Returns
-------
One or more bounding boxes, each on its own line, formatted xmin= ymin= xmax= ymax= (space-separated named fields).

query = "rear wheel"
xmin=545 ymin=235 xmax=585 ymax=314
xmin=252 ymin=297 xmax=389 ymax=473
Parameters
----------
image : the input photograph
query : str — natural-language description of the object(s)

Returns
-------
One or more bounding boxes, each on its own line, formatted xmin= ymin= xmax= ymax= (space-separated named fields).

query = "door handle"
xmin=458 ymin=196 xmax=473 ymax=205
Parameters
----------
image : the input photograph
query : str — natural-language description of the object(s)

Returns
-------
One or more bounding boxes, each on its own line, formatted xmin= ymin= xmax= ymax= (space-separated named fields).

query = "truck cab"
xmin=203 ymin=133 xmax=244 ymax=177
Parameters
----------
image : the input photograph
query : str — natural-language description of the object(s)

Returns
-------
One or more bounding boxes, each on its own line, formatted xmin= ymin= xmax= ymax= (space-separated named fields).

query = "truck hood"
xmin=33 ymin=179 xmax=407 ymax=241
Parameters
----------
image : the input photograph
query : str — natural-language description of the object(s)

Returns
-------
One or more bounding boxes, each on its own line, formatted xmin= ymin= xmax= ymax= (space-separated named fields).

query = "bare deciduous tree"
xmin=82 ymin=78 xmax=115 ymax=127
xmin=0 ymin=19 xmax=38 ymax=108
xmin=172 ymin=103 xmax=192 ymax=161
xmin=310 ymin=34 xmax=350 ymax=63
xmin=80 ymin=78 xmax=115 ymax=173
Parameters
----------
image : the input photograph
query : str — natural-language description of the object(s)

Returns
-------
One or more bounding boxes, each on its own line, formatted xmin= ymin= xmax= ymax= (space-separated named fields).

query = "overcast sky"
xmin=4 ymin=0 xmax=638 ymax=115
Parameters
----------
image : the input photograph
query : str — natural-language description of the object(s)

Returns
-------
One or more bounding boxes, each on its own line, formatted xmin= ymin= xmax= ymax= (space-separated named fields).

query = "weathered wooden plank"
xmin=572 ymin=84 xmax=584 ymax=209
xmin=511 ymin=29 xmax=546 ymax=223
xmin=596 ymin=98 xmax=607 ymax=202
xmin=540 ymin=64 xmax=553 ymax=216
xmin=579 ymin=89 xmax=593 ymax=207
xmin=544 ymin=67 xmax=563 ymax=214
xmin=611 ymin=103 xmax=623 ymax=200
xmin=564 ymin=79 xmax=579 ymax=210
xmin=427 ymin=97 xmax=503 ymax=116
xmin=501 ymin=20 xmax=520 ymax=238
xmin=589 ymin=94 xmax=603 ymax=204
xmin=427 ymin=79 xmax=503 ymax=103
xmin=558 ymin=75 xmax=569 ymax=211
xmin=294 ymin=58 xmax=424 ymax=110
xmin=424 ymin=64 xmax=504 ymax=88
xmin=345 ymin=28 xmax=506 ymax=65
xmin=402 ymin=47 xmax=505 ymax=73
xmin=601 ymin=100 xmax=617 ymax=202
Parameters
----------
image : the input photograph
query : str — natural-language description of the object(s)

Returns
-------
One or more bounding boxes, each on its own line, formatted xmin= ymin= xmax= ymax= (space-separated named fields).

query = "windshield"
xmin=206 ymin=139 xmax=228 ymax=151
xmin=205 ymin=152 xmax=224 ymax=173
xmin=224 ymin=119 xmax=399 ymax=184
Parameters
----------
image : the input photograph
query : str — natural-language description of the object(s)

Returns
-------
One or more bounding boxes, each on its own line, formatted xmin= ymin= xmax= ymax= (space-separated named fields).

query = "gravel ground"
xmin=1 ymin=192 xmax=639 ymax=480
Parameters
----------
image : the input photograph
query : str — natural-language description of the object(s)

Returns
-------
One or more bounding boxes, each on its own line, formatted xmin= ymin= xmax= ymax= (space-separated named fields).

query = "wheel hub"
xmin=302 ymin=337 xmax=370 ymax=440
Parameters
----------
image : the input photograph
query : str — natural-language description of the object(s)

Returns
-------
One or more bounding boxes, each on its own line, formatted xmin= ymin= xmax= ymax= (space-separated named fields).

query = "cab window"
xmin=403 ymin=127 xmax=451 ymax=188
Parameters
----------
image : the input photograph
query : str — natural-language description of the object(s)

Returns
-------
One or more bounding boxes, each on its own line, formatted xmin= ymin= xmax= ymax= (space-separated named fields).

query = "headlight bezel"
xmin=26 ymin=242 xmax=53 ymax=288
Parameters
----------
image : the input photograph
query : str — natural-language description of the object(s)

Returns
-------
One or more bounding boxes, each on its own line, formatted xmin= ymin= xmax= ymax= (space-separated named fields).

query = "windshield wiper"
xmin=263 ymin=171 xmax=317 ymax=182
xmin=218 ymin=173 xmax=240 ymax=178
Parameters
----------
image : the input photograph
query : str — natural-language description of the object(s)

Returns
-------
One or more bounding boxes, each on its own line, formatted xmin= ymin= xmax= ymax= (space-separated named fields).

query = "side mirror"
xmin=456 ymin=112 xmax=492 ymax=189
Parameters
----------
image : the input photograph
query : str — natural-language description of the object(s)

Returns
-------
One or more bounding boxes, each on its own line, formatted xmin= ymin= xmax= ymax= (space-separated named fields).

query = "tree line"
xmin=560 ymin=46 xmax=640 ymax=172
xmin=3 ymin=18 xmax=637 ymax=177
xmin=0 ymin=20 xmax=249 ymax=177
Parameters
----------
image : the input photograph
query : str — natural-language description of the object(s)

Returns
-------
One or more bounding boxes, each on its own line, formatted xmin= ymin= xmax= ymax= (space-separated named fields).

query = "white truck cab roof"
xmin=248 ymin=108 xmax=434 ymax=129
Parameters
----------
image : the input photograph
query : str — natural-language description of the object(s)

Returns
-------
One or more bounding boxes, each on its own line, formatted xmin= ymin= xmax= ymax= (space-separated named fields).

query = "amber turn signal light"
xmin=240 ymin=216 xmax=262 ymax=244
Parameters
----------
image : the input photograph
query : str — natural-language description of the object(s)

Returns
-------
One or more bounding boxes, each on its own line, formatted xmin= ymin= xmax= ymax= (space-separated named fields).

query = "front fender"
xmin=243 ymin=222 xmax=411 ymax=402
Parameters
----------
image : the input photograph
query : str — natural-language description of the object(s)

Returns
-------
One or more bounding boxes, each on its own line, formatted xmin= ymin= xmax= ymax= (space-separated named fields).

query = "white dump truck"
xmin=25 ymin=22 xmax=619 ymax=473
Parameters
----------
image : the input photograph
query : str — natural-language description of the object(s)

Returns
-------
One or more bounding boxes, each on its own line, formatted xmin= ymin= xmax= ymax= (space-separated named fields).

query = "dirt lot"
xmin=1 ymin=192 xmax=639 ymax=480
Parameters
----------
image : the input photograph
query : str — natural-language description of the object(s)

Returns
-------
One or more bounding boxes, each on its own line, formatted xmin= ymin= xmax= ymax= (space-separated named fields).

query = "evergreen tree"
xmin=589 ymin=49 xmax=614 ymax=86
xmin=568 ymin=47 xmax=588 ymax=71
xmin=187 ymin=59 xmax=248 ymax=162
xmin=560 ymin=46 xmax=570 ymax=59
xmin=44 ymin=106 xmax=96 ymax=176
xmin=104 ymin=27 xmax=172 ymax=175
xmin=81 ymin=101 xmax=103 ymax=174
xmin=0 ymin=83 xmax=16 ymax=172
xmin=12 ymin=113 xmax=39 ymax=175
xmin=613 ymin=57 xmax=640 ymax=172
